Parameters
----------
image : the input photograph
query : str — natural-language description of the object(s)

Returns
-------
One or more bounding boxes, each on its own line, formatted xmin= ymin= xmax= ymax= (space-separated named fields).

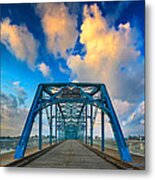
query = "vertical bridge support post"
xmin=90 ymin=105 xmax=93 ymax=146
xmin=49 ymin=104 xmax=53 ymax=145
xmin=82 ymin=111 xmax=84 ymax=142
xmin=55 ymin=104 xmax=57 ymax=144
xmin=101 ymin=110 xmax=104 ymax=152
xmin=85 ymin=105 xmax=87 ymax=144
xmin=100 ymin=85 xmax=132 ymax=162
xmin=39 ymin=88 xmax=43 ymax=150
xmin=39 ymin=108 xmax=42 ymax=150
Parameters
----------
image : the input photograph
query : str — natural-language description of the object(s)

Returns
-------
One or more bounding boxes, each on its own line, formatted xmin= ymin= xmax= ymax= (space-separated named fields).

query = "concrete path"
xmin=25 ymin=140 xmax=117 ymax=169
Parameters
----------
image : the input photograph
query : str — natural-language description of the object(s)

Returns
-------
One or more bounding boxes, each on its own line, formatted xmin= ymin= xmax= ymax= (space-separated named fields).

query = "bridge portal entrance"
xmin=14 ymin=82 xmax=132 ymax=162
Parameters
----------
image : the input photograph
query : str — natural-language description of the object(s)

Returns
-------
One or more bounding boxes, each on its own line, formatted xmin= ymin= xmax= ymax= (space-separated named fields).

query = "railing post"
xmin=90 ymin=105 xmax=93 ymax=146
xmin=101 ymin=110 xmax=104 ymax=151
xmin=50 ymin=104 xmax=53 ymax=145
xmin=85 ymin=105 xmax=87 ymax=144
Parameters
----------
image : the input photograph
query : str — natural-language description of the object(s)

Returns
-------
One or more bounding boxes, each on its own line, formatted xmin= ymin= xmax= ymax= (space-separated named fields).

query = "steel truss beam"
xmin=14 ymin=83 xmax=132 ymax=162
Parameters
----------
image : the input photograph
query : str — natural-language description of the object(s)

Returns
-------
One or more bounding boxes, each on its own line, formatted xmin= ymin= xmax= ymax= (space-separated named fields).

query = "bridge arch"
xmin=14 ymin=82 xmax=132 ymax=162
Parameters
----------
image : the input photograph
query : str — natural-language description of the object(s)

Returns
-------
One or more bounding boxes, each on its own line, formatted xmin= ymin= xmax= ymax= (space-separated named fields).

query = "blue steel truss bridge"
xmin=11 ymin=82 xmax=135 ymax=169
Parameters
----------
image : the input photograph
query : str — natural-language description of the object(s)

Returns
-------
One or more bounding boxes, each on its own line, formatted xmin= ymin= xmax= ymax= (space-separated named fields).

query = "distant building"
xmin=128 ymin=135 xmax=145 ymax=141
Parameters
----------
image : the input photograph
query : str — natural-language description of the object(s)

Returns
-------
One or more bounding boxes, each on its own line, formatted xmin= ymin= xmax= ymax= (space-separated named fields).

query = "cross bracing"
xmin=14 ymin=82 xmax=132 ymax=162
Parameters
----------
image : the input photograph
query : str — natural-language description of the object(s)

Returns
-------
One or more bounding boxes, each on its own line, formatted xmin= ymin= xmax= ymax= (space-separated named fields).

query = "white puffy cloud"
xmin=67 ymin=4 xmax=144 ymax=103
xmin=38 ymin=62 xmax=51 ymax=77
xmin=36 ymin=3 xmax=78 ymax=58
xmin=66 ymin=4 xmax=145 ymax=137
xmin=12 ymin=81 xmax=27 ymax=106
xmin=0 ymin=92 xmax=28 ymax=136
xmin=93 ymin=100 xmax=144 ymax=138
xmin=1 ymin=18 xmax=39 ymax=69
xmin=113 ymin=99 xmax=135 ymax=117
xmin=122 ymin=101 xmax=144 ymax=127
xmin=92 ymin=109 xmax=115 ymax=139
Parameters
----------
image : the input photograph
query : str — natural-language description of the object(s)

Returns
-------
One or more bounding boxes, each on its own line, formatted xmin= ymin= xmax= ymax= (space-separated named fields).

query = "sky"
xmin=0 ymin=1 xmax=145 ymax=138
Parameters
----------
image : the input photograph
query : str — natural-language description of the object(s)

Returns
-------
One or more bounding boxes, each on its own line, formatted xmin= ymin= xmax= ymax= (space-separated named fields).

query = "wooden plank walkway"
xmin=24 ymin=140 xmax=118 ymax=169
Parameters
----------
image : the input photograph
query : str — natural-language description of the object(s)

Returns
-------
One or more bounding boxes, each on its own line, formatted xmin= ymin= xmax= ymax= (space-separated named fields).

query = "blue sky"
xmin=0 ymin=1 xmax=145 ymax=137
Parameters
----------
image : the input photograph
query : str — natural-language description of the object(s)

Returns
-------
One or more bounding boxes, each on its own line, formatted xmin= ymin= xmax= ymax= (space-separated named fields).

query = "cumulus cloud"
xmin=113 ymin=99 xmax=135 ymax=117
xmin=92 ymin=109 xmax=115 ymax=138
xmin=12 ymin=81 xmax=27 ymax=106
xmin=0 ymin=92 xmax=28 ymax=136
xmin=67 ymin=4 xmax=144 ymax=103
xmin=1 ymin=18 xmax=39 ymax=69
xmin=36 ymin=3 xmax=78 ymax=58
xmin=65 ymin=4 xmax=145 ymax=137
xmin=122 ymin=101 xmax=144 ymax=127
xmin=38 ymin=62 xmax=51 ymax=77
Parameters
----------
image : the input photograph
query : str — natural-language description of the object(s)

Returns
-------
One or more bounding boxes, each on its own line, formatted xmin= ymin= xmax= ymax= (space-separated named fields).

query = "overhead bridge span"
xmin=7 ymin=82 xmax=142 ymax=169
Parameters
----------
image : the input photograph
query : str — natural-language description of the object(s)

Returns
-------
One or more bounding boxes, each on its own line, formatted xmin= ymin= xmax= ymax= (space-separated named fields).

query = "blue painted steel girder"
xmin=85 ymin=105 xmax=88 ymax=144
xmin=14 ymin=84 xmax=43 ymax=159
xmin=101 ymin=110 xmax=104 ymax=152
xmin=55 ymin=104 xmax=58 ymax=143
xmin=100 ymin=85 xmax=132 ymax=162
xmin=49 ymin=105 xmax=53 ymax=145
xmin=90 ymin=105 xmax=93 ymax=146
xmin=39 ymin=109 xmax=42 ymax=150
xmin=14 ymin=82 xmax=132 ymax=162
